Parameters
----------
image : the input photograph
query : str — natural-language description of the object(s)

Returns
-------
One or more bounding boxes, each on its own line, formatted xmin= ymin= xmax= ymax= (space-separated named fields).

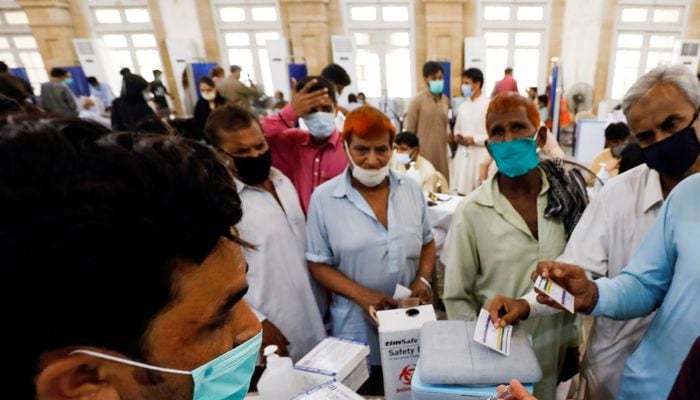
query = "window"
xmin=213 ymin=1 xmax=283 ymax=96
xmin=88 ymin=2 xmax=163 ymax=93
xmin=0 ymin=5 xmax=47 ymax=94
xmin=607 ymin=1 xmax=689 ymax=100
xmin=345 ymin=1 xmax=414 ymax=99
xmin=479 ymin=1 xmax=550 ymax=95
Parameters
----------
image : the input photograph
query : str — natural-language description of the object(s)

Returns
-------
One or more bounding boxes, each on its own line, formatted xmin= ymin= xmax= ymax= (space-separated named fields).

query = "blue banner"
xmin=191 ymin=62 xmax=219 ymax=99
xmin=60 ymin=66 xmax=90 ymax=97
xmin=288 ymin=63 xmax=308 ymax=85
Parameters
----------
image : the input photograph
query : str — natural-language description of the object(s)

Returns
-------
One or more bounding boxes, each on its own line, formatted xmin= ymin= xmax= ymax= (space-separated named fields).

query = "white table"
xmin=425 ymin=193 xmax=462 ymax=256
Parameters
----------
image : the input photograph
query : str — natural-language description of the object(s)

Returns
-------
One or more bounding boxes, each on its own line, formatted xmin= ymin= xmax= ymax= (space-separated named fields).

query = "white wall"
xmin=560 ymin=0 xmax=604 ymax=89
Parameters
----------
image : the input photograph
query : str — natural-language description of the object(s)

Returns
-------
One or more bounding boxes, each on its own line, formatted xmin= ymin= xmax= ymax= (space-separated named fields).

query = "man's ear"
xmin=536 ymin=126 xmax=548 ymax=148
xmin=36 ymin=352 xmax=121 ymax=400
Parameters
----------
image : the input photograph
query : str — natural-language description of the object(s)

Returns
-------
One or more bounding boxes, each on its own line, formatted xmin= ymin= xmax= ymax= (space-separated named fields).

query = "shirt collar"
xmin=473 ymin=169 xmax=550 ymax=208
xmin=331 ymin=167 xmax=403 ymax=199
xmin=642 ymin=166 xmax=664 ymax=213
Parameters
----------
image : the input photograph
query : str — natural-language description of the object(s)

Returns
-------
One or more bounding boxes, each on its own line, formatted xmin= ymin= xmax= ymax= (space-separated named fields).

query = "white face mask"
xmin=394 ymin=149 xmax=413 ymax=165
xmin=201 ymin=91 xmax=216 ymax=101
xmin=345 ymin=141 xmax=390 ymax=187
xmin=303 ymin=112 xmax=336 ymax=139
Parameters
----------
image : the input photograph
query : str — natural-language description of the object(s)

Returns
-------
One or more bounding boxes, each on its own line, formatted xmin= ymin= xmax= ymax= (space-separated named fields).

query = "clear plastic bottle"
xmin=257 ymin=345 xmax=304 ymax=400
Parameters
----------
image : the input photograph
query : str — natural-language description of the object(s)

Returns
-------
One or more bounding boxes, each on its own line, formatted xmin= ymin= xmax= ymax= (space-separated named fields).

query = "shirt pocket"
xmin=399 ymin=224 xmax=423 ymax=259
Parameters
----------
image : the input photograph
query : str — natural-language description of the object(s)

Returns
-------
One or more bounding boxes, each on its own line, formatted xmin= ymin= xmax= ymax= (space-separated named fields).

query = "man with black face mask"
xmin=486 ymin=64 xmax=700 ymax=400
xmin=205 ymin=105 xmax=326 ymax=365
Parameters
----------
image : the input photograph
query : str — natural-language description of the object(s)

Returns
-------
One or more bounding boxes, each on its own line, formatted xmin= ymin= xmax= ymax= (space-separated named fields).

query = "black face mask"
xmin=222 ymin=149 xmax=272 ymax=186
xmin=641 ymin=111 xmax=700 ymax=177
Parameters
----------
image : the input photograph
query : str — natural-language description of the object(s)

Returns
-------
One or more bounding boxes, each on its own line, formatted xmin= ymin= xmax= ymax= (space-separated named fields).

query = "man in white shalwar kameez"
xmin=452 ymin=68 xmax=490 ymax=195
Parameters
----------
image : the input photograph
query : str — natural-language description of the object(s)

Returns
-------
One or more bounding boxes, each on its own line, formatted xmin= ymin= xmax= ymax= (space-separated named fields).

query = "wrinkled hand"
xmin=290 ymin=78 xmax=329 ymax=117
xmin=532 ymin=261 xmax=598 ymax=313
xmin=495 ymin=379 xmax=538 ymax=400
xmin=486 ymin=295 xmax=530 ymax=328
xmin=261 ymin=319 xmax=289 ymax=362
xmin=410 ymin=279 xmax=433 ymax=304
xmin=353 ymin=286 xmax=397 ymax=313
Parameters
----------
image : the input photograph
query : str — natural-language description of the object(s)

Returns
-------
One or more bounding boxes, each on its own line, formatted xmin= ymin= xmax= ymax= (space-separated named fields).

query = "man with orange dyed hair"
xmin=443 ymin=93 xmax=586 ymax=400
xmin=306 ymin=106 xmax=437 ymax=394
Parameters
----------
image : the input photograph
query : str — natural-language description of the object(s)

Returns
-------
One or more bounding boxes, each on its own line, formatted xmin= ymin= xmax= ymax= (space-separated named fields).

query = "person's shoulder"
xmin=314 ymin=170 xmax=348 ymax=198
xmin=597 ymin=164 xmax=651 ymax=198
xmin=668 ymin=172 xmax=700 ymax=202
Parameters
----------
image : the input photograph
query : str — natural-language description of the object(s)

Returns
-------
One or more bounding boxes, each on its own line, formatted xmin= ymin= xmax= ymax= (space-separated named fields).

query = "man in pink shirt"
xmin=262 ymin=76 xmax=348 ymax=214
xmin=492 ymin=67 xmax=519 ymax=96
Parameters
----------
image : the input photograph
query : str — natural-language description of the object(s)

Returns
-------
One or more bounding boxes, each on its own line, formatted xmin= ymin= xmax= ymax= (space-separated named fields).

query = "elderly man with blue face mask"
xmin=443 ymin=93 xmax=588 ymax=400
xmin=261 ymin=75 xmax=348 ymax=214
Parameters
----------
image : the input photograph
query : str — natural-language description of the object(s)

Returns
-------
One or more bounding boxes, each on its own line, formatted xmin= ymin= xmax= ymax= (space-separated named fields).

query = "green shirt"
xmin=443 ymin=170 xmax=579 ymax=400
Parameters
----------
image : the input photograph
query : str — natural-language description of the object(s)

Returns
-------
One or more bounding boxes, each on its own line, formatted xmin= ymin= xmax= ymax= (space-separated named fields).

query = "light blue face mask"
xmin=304 ymin=111 xmax=336 ymax=139
xmin=487 ymin=131 xmax=540 ymax=178
xmin=64 ymin=78 xmax=73 ymax=86
xmin=428 ymin=80 xmax=444 ymax=95
xmin=461 ymin=83 xmax=473 ymax=98
xmin=71 ymin=331 xmax=262 ymax=400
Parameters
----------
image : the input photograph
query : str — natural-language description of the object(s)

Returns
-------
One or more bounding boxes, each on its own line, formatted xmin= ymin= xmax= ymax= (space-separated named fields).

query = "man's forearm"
xmin=416 ymin=240 xmax=436 ymax=282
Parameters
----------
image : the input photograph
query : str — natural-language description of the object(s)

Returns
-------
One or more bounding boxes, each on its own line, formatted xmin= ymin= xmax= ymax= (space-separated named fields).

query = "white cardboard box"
xmin=376 ymin=305 xmax=437 ymax=400
xmin=292 ymin=380 xmax=364 ymax=400
xmin=294 ymin=337 xmax=370 ymax=392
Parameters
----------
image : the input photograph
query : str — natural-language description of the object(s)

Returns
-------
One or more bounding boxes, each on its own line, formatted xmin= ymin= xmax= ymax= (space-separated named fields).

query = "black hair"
xmin=230 ymin=65 xmax=242 ymax=73
xmin=462 ymin=68 xmax=484 ymax=89
xmin=605 ymin=122 xmax=631 ymax=141
xmin=422 ymin=61 xmax=443 ymax=78
xmin=538 ymin=95 xmax=549 ymax=107
xmin=0 ymin=117 xmax=245 ymax=398
xmin=153 ymin=69 xmax=162 ymax=75
xmin=87 ymin=76 xmax=98 ymax=86
xmin=505 ymin=67 xmax=513 ymax=75
xmin=204 ymin=104 xmax=261 ymax=146
xmin=0 ymin=93 xmax=22 ymax=116
xmin=119 ymin=67 xmax=131 ymax=76
xmin=133 ymin=114 xmax=175 ymax=136
xmin=0 ymin=61 xmax=8 ymax=73
xmin=348 ymin=93 xmax=358 ymax=103
xmin=358 ymin=92 xmax=365 ymax=98
xmin=296 ymin=75 xmax=336 ymax=104
xmin=199 ymin=76 xmax=216 ymax=88
xmin=321 ymin=63 xmax=351 ymax=87
xmin=50 ymin=67 xmax=68 ymax=78
xmin=395 ymin=131 xmax=419 ymax=148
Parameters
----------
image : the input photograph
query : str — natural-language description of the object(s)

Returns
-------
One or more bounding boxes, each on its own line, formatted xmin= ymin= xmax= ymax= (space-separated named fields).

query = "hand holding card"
xmin=534 ymin=275 xmax=575 ymax=313
xmin=474 ymin=308 xmax=512 ymax=356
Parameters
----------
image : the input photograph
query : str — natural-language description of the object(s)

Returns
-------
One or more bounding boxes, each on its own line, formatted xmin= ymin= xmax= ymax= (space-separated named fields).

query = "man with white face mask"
xmin=389 ymin=131 xmax=447 ymax=193
xmin=262 ymin=75 xmax=348 ymax=214
xmin=306 ymin=106 xmax=437 ymax=395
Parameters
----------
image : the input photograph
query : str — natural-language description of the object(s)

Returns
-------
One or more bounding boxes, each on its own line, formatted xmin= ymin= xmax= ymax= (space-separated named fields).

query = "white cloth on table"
xmin=235 ymin=167 xmax=326 ymax=361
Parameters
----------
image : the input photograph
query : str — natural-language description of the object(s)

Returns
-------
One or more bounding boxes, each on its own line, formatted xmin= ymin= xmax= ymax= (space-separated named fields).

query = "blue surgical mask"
xmin=428 ymin=80 xmax=444 ymax=95
xmin=304 ymin=111 xmax=336 ymax=139
xmin=461 ymin=84 xmax=473 ymax=98
xmin=71 ymin=331 xmax=262 ymax=400
xmin=64 ymin=78 xmax=73 ymax=86
xmin=487 ymin=132 xmax=540 ymax=178
xmin=394 ymin=149 xmax=413 ymax=165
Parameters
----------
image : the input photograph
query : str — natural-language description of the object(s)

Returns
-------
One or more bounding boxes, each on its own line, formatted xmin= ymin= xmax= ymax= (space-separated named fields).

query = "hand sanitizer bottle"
xmin=257 ymin=345 xmax=303 ymax=400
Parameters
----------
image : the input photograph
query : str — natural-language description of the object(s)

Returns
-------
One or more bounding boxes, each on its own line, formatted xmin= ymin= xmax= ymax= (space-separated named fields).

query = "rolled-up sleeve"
xmin=305 ymin=191 xmax=335 ymax=265
xmin=593 ymin=196 xmax=675 ymax=320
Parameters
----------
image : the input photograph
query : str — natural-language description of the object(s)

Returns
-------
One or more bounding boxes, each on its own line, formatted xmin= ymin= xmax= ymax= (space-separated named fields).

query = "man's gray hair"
xmin=621 ymin=64 xmax=700 ymax=117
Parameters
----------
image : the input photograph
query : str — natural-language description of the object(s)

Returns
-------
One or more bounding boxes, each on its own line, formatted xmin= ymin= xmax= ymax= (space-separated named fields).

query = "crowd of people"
xmin=2 ymin=56 xmax=700 ymax=400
